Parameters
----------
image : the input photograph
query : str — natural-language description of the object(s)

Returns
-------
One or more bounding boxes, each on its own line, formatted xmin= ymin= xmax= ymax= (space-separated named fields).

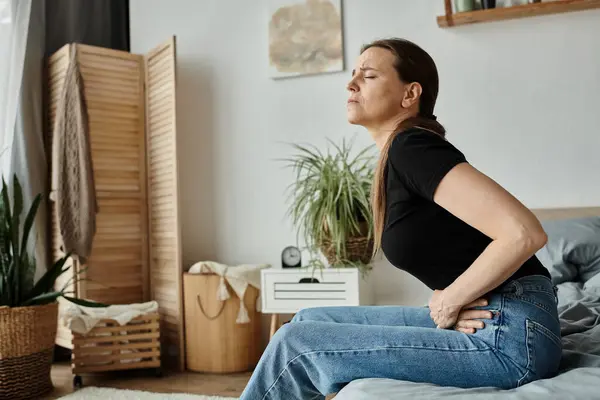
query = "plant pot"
xmin=0 ymin=302 xmax=58 ymax=399
xmin=455 ymin=0 xmax=475 ymax=12
xmin=481 ymin=0 xmax=496 ymax=9
xmin=320 ymin=234 xmax=374 ymax=266
xmin=319 ymin=220 xmax=374 ymax=266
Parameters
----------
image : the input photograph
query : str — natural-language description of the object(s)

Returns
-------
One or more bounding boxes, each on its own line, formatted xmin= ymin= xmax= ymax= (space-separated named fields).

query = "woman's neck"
xmin=368 ymin=113 xmax=412 ymax=150
xmin=372 ymin=132 xmax=392 ymax=151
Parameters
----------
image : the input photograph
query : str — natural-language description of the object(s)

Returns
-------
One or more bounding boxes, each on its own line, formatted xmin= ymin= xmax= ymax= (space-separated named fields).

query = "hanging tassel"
xmin=236 ymin=301 xmax=250 ymax=324
xmin=217 ymin=275 xmax=230 ymax=301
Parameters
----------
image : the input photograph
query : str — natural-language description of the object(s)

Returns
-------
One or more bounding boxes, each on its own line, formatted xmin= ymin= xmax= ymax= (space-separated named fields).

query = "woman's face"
xmin=346 ymin=47 xmax=412 ymax=129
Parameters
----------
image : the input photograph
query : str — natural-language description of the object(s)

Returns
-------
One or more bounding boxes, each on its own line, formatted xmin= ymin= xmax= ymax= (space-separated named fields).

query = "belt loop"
xmin=503 ymin=280 xmax=517 ymax=294
xmin=553 ymin=285 xmax=559 ymax=303
xmin=514 ymin=281 xmax=523 ymax=296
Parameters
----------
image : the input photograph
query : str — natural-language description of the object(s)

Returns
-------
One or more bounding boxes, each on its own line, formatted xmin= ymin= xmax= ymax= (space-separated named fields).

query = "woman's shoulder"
xmin=389 ymin=127 xmax=453 ymax=155
xmin=393 ymin=126 xmax=447 ymax=144
xmin=388 ymin=126 xmax=467 ymax=170
xmin=387 ymin=127 xmax=468 ymax=200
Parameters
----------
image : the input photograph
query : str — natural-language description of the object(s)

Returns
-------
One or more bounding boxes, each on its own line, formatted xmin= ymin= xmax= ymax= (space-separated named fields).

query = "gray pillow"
xmin=535 ymin=216 xmax=600 ymax=285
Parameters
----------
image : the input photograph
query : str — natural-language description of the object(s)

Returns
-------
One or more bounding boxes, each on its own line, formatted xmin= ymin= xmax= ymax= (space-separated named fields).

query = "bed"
xmin=335 ymin=207 xmax=600 ymax=400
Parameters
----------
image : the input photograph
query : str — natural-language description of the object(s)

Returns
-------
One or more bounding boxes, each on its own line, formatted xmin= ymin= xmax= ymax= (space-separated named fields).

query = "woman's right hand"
xmin=454 ymin=297 xmax=494 ymax=334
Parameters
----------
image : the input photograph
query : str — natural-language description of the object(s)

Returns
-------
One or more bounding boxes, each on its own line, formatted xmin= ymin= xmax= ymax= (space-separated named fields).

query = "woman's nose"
xmin=346 ymin=80 xmax=357 ymax=92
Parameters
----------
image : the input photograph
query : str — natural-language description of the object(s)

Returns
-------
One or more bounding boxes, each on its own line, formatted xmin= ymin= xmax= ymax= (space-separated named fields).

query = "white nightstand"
xmin=260 ymin=267 xmax=373 ymax=338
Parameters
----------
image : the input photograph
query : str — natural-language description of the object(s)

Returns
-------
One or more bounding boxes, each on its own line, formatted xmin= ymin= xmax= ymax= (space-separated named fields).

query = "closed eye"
xmin=364 ymin=76 xmax=376 ymax=79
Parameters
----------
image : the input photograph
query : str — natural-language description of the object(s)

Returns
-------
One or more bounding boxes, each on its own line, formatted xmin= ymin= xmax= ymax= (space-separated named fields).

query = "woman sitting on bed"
xmin=240 ymin=38 xmax=562 ymax=400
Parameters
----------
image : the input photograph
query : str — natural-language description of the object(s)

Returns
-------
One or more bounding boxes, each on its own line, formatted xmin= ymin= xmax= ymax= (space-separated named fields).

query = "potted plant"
xmin=0 ymin=174 xmax=105 ymax=400
xmin=281 ymin=137 xmax=376 ymax=276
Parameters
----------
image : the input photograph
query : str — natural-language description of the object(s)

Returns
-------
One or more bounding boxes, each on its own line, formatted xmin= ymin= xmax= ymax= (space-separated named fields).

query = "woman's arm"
xmin=432 ymin=162 xmax=548 ymax=310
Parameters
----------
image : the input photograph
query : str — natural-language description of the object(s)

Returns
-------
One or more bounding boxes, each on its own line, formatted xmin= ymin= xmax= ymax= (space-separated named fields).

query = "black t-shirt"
xmin=381 ymin=127 xmax=550 ymax=291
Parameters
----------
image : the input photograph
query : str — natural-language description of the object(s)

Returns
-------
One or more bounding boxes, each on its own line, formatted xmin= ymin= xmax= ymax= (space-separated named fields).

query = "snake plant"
xmin=0 ymin=174 xmax=105 ymax=308
xmin=279 ymin=136 xmax=376 ymax=274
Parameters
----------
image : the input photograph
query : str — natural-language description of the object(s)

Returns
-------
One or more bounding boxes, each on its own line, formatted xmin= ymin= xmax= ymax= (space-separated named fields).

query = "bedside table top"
xmin=260 ymin=267 xmax=371 ymax=313
xmin=261 ymin=267 xmax=360 ymax=274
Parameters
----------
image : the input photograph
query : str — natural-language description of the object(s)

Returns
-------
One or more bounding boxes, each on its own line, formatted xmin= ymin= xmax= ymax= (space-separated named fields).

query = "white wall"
xmin=130 ymin=0 xmax=600 ymax=309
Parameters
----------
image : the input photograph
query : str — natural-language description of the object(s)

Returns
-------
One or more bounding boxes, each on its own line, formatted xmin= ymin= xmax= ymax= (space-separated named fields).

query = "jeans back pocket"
xmin=518 ymin=318 xmax=562 ymax=386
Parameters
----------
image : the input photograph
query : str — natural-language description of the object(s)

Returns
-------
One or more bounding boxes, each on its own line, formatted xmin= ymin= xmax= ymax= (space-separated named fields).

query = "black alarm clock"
xmin=281 ymin=245 xmax=301 ymax=268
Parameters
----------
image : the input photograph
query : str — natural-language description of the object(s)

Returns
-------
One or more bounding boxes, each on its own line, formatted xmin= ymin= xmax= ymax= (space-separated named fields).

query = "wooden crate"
xmin=71 ymin=312 xmax=161 ymax=386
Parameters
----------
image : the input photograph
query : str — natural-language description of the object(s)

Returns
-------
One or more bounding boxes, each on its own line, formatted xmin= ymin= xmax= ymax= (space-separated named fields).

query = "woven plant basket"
xmin=0 ymin=302 xmax=58 ymax=400
xmin=320 ymin=235 xmax=374 ymax=266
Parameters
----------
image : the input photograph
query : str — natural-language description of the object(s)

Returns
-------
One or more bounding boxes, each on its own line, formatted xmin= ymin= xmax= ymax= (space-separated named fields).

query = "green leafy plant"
xmin=280 ymin=136 xmax=377 ymax=275
xmin=0 ymin=174 xmax=106 ymax=308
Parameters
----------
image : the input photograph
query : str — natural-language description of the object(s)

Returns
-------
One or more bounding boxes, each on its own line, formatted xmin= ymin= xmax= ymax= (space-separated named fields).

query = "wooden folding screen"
xmin=144 ymin=39 xmax=184 ymax=370
xmin=47 ymin=37 xmax=184 ymax=370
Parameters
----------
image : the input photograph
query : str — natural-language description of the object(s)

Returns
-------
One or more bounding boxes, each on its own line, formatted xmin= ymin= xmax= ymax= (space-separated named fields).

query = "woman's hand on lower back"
xmin=428 ymin=289 xmax=463 ymax=329
xmin=429 ymin=292 xmax=493 ymax=333
xmin=454 ymin=298 xmax=494 ymax=334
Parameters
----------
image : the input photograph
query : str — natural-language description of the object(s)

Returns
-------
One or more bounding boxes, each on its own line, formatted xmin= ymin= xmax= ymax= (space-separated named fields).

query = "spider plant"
xmin=280 ymin=136 xmax=376 ymax=274
xmin=0 ymin=174 xmax=105 ymax=308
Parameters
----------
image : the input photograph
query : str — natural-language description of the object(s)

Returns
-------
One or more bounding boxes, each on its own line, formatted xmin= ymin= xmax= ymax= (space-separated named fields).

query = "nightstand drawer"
xmin=261 ymin=268 xmax=372 ymax=314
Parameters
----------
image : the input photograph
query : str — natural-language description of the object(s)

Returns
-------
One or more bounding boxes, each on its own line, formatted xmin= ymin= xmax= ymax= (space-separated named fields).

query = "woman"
xmin=240 ymin=38 xmax=561 ymax=400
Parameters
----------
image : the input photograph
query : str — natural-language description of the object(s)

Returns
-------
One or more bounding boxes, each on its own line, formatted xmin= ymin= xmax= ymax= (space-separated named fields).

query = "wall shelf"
xmin=438 ymin=0 xmax=600 ymax=28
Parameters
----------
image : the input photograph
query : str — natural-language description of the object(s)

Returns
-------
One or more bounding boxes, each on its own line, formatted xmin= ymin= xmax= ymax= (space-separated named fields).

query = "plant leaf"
xmin=10 ymin=175 xmax=22 ymax=304
xmin=0 ymin=183 xmax=10 ymax=306
xmin=16 ymin=194 xmax=41 ymax=304
xmin=18 ymin=252 xmax=36 ymax=303
xmin=62 ymin=295 xmax=109 ymax=308
xmin=25 ymin=254 xmax=71 ymax=300
xmin=21 ymin=291 xmax=62 ymax=306
xmin=20 ymin=193 xmax=41 ymax=257
xmin=12 ymin=175 xmax=23 ymax=223
xmin=1 ymin=177 xmax=13 ymax=305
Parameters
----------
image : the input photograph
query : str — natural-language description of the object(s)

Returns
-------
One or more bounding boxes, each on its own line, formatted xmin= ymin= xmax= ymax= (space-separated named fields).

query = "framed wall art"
xmin=268 ymin=0 xmax=344 ymax=79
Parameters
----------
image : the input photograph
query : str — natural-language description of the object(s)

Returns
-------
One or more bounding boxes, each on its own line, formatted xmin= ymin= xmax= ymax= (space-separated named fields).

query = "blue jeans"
xmin=239 ymin=275 xmax=562 ymax=400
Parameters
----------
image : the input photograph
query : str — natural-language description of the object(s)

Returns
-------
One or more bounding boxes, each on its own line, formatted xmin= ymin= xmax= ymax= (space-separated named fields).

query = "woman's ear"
xmin=401 ymin=82 xmax=422 ymax=109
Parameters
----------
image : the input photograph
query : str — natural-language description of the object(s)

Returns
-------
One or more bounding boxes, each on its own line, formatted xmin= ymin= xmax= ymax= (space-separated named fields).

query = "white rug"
xmin=58 ymin=387 xmax=238 ymax=400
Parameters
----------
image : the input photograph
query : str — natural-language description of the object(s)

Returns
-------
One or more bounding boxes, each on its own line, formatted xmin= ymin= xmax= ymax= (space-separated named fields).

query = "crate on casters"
xmin=62 ymin=301 xmax=162 ymax=388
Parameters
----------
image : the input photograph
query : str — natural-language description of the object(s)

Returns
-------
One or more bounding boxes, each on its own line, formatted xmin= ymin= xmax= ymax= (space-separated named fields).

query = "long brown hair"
xmin=366 ymin=38 xmax=447 ymax=259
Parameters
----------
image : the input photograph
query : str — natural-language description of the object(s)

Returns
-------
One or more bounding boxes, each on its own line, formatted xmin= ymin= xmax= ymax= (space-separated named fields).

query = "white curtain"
xmin=0 ymin=0 xmax=32 ymax=178
xmin=1 ymin=0 xmax=48 ymax=280
xmin=12 ymin=0 xmax=48 ymax=280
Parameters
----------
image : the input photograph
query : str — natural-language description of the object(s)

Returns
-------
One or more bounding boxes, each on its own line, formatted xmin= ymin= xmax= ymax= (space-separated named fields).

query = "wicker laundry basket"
xmin=183 ymin=272 xmax=261 ymax=373
xmin=70 ymin=312 xmax=162 ymax=388
xmin=0 ymin=302 xmax=59 ymax=400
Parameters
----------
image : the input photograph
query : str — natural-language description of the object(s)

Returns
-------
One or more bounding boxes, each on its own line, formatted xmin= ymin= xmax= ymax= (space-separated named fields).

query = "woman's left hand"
xmin=428 ymin=290 xmax=463 ymax=329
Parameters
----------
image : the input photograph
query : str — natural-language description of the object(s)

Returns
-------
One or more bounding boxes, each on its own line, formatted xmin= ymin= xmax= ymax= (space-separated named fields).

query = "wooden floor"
xmin=42 ymin=361 xmax=252 ymax=399
xmin=43 ymin=361 xmax=336 ymax=399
